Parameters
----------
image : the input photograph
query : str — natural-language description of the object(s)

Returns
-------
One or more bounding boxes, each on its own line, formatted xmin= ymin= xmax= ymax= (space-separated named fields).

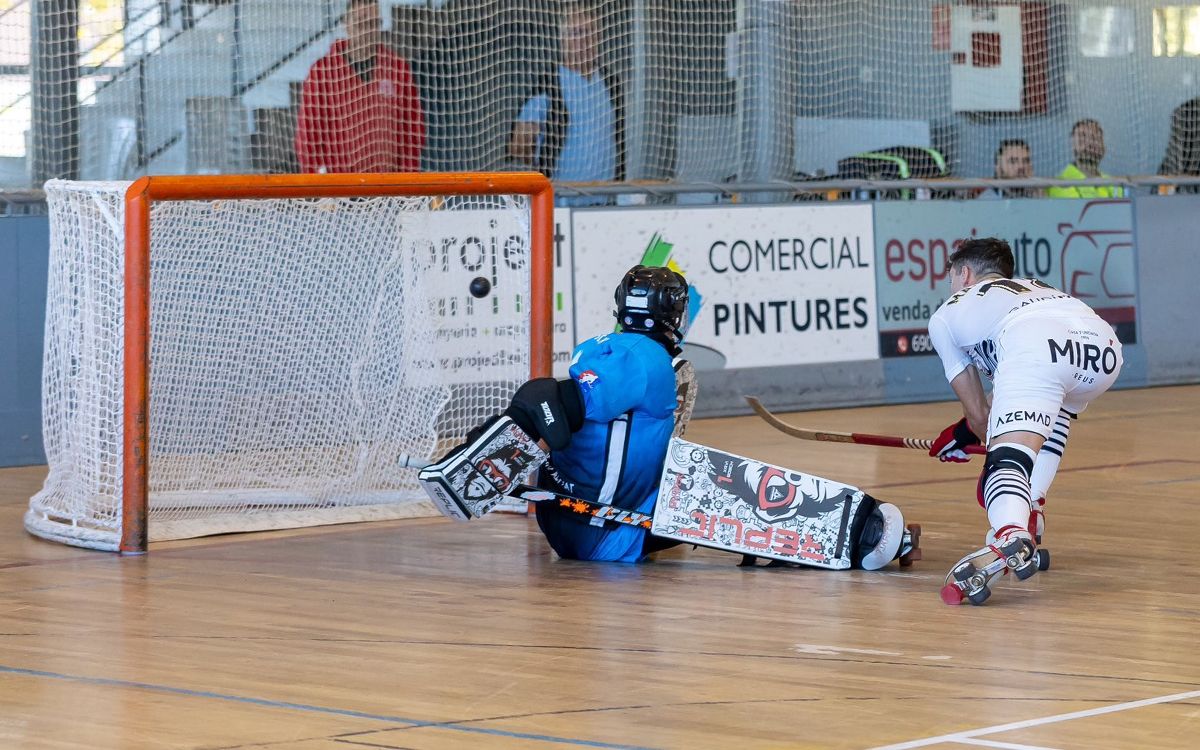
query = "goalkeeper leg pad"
xmin=654 ymin=438 xmax=920 ymax=570
xmin=418 ymin=416 xmax=548 ymax=521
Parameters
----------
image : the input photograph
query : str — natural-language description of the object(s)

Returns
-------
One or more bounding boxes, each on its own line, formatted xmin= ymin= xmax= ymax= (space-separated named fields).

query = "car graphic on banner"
xmin=874 ymin=198 xmax=1137 ymax=359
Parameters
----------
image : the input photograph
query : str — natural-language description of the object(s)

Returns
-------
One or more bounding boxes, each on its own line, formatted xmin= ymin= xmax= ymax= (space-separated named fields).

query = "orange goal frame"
xmin=121 ymin=172 xmax=555 ymax=554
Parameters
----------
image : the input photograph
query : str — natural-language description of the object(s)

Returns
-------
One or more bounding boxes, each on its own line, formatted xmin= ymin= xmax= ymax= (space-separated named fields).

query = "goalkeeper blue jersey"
xmin=535 ymin=332 xmax=678 ymax=562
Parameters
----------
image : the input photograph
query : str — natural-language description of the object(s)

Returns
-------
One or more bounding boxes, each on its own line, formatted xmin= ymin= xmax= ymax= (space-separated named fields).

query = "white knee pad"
xmin=858 ymin=502 xmax=905 ymax=571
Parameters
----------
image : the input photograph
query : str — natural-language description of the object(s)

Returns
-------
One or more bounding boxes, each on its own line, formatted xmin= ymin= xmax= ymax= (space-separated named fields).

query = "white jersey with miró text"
xmin=928 ymin=277 xmax=1101 ymax=382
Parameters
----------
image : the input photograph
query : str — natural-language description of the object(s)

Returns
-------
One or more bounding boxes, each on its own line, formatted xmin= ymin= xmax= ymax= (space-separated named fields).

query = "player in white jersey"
xmin=926 ymin=238 xmax=1122 ymax=605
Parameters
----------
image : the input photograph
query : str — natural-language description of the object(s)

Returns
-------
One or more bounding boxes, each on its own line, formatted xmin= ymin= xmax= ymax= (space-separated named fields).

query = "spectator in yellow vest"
xmin=1047 ymin=119 xmax=1124 ymax=198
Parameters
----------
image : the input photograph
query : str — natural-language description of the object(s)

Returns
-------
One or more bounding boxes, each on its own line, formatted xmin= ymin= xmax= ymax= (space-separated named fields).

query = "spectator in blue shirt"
xmin=508 ymin=3 xmax=624 ymax=205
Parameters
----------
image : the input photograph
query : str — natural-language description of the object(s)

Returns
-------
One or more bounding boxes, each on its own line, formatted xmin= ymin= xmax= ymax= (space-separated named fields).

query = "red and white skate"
xmin=940 ymin=529 xmax=1038 ymax=606
xmin=986 ymin=499 xmax=1049 ymax=571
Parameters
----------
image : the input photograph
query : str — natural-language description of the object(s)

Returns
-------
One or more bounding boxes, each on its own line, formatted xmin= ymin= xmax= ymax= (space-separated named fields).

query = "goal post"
xmin=31 ymin=172 xmax=553 ymax=554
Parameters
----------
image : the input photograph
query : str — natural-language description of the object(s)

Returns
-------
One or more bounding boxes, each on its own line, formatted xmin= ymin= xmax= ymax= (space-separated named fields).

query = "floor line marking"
xmin=0 ymin=664 xmax=656 ymax=750
xmin=863 ymin=688 xmax=1200 ymax=750
xmin=954 ymin=739 xmax=1063 ymax=750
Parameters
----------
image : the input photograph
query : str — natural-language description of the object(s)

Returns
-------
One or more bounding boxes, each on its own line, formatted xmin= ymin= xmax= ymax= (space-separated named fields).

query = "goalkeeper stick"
xmin=745 ymin=396 xmax=986 ymax=455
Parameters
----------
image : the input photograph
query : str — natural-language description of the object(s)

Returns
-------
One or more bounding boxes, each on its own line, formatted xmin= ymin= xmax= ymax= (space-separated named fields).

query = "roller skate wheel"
xmin=1036 ymin=549 xmax=1050 ymax=571
xmin=899 ymin=524 xmax=922 ymax=567
xmin=967 ymin=586 xmax=992 ymax=605
xmin=940 ymin=583 xmax=965 ymax=605
xmin=1013 ymin=559 xmax=1038 ymax=581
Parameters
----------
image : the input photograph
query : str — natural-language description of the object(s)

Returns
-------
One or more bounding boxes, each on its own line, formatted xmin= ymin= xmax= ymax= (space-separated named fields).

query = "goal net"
xmin=29 ymin=173 xmax=552 ymax=552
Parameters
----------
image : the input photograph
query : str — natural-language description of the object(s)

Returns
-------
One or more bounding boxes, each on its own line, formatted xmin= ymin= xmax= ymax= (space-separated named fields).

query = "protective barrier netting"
xmin=4 ymin=1 xmax=1200 ymax=189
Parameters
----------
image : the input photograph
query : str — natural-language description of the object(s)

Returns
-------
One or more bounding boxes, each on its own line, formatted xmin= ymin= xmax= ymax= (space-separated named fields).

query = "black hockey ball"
xmin=469 ymin=276 xmax=491 ymax=298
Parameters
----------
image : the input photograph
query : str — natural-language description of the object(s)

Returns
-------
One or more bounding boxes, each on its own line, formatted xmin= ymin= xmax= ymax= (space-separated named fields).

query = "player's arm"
xmin=509 ymin=122 xmax=539 ymax=165
xmin=510 ymin=94 xmax=547 ymax=166
xmin=949 ymin=365 xmax=989 ymax=438
xmin=437 ymin=375 xmax=585 ymax=467
xmin=926 ymin=312 xmax=984 ymax=461
xmin=672 ymin=357 xmax=697 ymax=437
xmin=571 ymin=343 xmax=653 ymax=423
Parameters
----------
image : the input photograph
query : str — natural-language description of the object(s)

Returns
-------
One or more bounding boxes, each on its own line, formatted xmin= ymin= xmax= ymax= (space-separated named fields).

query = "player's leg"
xmin=418 ymin=416 xmax=548 ymax=520
xmin=1031 ymin=407 xmax=1072 ymax=500
xmin=1025 ymin=406 xmax=1074 ymax=539
xmin=943 ymin=358 xmax=1059 ymax=605
xmin=944 ymin=436 xmax=1042 ymax=605
xmin=855 ymin=498 xmax=921 ymax=570
xmin=728 ymin=497 xmax=919 ymax=571
xmin=1001 ymin=328 xmax=1123 ymax=555
xmin=1027 ymin=328 xmax=1123 ymax=539
xmin=656 ymin=439 xmax=921 ymax=571
xmin=417 ymin=375 xmax=585 ymax=520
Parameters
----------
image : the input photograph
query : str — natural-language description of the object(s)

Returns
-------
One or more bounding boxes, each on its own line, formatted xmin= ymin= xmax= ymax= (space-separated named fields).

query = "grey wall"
xmin=1133 ymin=194 xmax=1200 ymax=383
xmin=0 ymin=216 xmax=48 ymax=466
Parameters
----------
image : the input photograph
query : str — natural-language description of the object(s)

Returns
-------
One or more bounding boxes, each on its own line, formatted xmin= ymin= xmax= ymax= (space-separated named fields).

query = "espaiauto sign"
xmin=874 ymin=199 xmax=1137 ymax=358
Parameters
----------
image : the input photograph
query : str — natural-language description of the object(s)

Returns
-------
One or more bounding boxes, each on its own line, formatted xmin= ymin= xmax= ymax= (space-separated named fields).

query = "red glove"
xmin=930 ymin=418 xmax=981 ymax=463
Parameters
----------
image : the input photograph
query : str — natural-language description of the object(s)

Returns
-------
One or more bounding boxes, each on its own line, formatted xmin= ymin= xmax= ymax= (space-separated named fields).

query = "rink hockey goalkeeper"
xmin=417 ymin=265 xmax=921 ymax=571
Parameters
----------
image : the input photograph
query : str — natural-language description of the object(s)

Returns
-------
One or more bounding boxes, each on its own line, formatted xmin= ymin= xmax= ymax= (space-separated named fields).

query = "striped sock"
xmin=1030 ymin=408 xmax=1074 ymax=501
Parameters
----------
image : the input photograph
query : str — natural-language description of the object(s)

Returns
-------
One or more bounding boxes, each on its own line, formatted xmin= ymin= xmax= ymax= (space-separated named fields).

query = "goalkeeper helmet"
xmin=613 ymin=265 xmax=689 ymax=350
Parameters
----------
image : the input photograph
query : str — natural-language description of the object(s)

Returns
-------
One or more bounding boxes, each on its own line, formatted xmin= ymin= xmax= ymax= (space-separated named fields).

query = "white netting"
xmin=29 ymin=179 xmax=533 ymax=549
xmin=5 ymin=1 xmax=1200 ymax=190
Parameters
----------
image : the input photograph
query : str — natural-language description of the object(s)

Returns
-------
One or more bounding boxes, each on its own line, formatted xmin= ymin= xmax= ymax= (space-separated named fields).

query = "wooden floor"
xmin=2 ymin=385 xmax=1198 ymax=750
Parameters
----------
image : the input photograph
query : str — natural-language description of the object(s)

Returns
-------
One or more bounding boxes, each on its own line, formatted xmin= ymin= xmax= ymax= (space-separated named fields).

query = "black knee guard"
xmin=504 ymin=378 xmax=585 ymax=451
xmin=977 ymin=443 xmax=1036 ymax=510
xmin=982 ymin=444 xmax=1035 ymax=484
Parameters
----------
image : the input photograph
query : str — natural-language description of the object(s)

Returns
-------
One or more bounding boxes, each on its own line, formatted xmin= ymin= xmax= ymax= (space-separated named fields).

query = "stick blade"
xmin=744 ymin=395 xmax=830 ymax=442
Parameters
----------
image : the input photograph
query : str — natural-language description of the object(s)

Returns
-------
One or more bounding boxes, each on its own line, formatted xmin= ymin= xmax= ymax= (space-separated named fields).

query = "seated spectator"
xmin=295 ymin=0 xmax=425 ymax=174
xmin=508 ymin=2 xmax=624 ymax=205
xmin=1159 ymin=97 xmax=1200 ymax=194
xmin=1047 ymin=119 xmax=1123 ymax=198
xmin=977 ymin=139 xmax=1041 ymax=199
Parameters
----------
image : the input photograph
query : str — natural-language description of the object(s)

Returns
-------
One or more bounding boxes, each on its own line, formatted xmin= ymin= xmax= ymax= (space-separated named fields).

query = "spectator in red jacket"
xmin=295 ymin=0 xmax=425 ymax=173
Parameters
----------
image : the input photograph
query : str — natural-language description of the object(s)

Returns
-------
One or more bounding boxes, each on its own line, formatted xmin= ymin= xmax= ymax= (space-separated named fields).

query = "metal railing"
xmin=0 ymin=1 xmax=221 ymax=117
xmin=234 ymin=15 xmax=340 ymax=98
xmin=9 ymin=175 xmax=1200 ymax=210
xmin=553 ymin=175 xmax=1200 ymax=199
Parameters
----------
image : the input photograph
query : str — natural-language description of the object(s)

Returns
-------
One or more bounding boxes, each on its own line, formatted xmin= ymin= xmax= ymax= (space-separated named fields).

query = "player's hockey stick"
xmin=745 ymin=396 xmax=987 ymax=455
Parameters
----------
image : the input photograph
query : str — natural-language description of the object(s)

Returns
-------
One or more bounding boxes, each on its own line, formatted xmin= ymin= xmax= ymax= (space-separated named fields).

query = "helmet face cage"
xmin=613 ymin=265 xmax=689 ymax=343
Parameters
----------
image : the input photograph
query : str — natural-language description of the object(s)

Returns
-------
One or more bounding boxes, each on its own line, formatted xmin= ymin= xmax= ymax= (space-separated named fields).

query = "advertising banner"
xmin=874 ymin=198 xmax=1137 ymax=358
xmin=571 ymin=204 xmax=878 ymax=369
xmin=414 ymin=205 xmax=574 ymax=381
xmin=551 ymin=208 xmax=574 ymax=377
